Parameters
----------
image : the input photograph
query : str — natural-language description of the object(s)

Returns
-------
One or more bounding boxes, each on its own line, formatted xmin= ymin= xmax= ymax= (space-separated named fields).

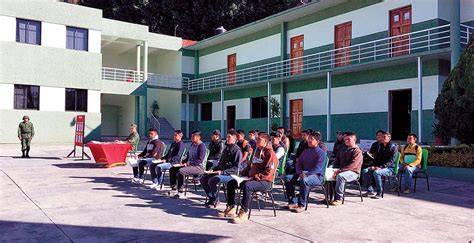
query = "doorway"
xmin=290 ymin=35 xmax=304 ymax=75
xmin=227 ymin=54 xmax=236 ymax=86
xmin=226 ymin=105 xmax=236 ymax=131
xmin=334 ymin=21 xmax=352 ymax=67
xmin=389 ymin=89 xmax=412 ymax=140
xmin=290 ymin=99 xmax=303 ymax=138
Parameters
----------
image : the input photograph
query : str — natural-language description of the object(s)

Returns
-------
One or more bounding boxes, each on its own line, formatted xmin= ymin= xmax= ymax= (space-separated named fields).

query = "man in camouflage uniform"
xmin=124 ymin=124 xmax=140 ymax=153
xmin=18 ymin=115 xmax=35 ymax=158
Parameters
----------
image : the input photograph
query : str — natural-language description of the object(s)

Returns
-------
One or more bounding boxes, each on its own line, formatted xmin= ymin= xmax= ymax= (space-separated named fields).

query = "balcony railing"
xmin=187 ymin=24 xmax=459 ymax=92
xmin=102 ymin=67 xmax=188 ymax=89
xmin=461 ymin=24 xmax=474 ymax=48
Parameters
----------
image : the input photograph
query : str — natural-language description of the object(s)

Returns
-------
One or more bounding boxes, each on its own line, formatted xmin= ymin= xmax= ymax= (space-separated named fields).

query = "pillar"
xmin=326 ymin=72 xmax=332 ymax=141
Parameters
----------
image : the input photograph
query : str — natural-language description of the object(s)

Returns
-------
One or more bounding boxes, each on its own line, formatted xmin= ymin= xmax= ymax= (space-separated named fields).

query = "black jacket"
xmin=208 ymin=139 xmax=225 ymax=160
xmin=214 ymin=143 xmax=242 ymax=175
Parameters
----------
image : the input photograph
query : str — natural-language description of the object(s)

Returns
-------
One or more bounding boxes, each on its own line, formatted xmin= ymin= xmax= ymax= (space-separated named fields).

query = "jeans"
xmin=334 ymin=171 xmax=359 ymax=200
xmin=200 ymin=174 xmax=233 ymax=201
xmin=132 ymin=158 xmax=155 ymax=178
xmin=365 ymin=167 xmax=394 ymax=193
xmin=226 ymin=179 xmax=271 ymax=212
xmin=399 ymin=166 xmax=419 ymax=189
xmin=149 ymin=162 xmax=172 ymax=183
xmin=168 ymin=166 xmax=204 ymax=191
xmin=284 ymin=174 xmax=323 ymax=207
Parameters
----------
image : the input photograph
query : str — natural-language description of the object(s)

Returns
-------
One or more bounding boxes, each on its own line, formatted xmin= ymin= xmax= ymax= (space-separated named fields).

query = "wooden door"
xmin=290 ymin=35 xmax=304 ymax=75
xmin=227 ymin=54 xmax=236 ymax=85
xmin=226 ymin=105 xmax=236 ymax=131
xmin=334 ymin=22 xmax=352 ymax=67
xmin=290 ymin=99 xmax=303 ymax=138
xmin=390 ymin=5 xmax=412 ymax=56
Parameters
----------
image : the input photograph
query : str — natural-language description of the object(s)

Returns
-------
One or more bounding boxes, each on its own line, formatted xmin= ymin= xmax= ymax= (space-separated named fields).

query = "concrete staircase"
xmin=149 ymin=114 xmax=175 ymax=139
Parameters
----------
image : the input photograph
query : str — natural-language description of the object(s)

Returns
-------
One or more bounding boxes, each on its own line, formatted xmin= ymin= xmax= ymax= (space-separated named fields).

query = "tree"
xmin=434 ymin=37 xmax=474 ymax=144
xmin=79 ymin=0 xmax=303 ymax=40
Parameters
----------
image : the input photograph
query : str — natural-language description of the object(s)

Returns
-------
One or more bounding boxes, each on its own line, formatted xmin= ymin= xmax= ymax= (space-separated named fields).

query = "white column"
xmin=136 ymin=45 xmax=141 ymax=71
xmin=221 ymin=89 xmax=225 ymax=134
xmin=267 ymin=82 xmax=271 ymax=133
xmin=417 ymin=57 xmax=423 ymax=144
xmin=326 ymin=72 xmax=332 ymax=141
xmin=450 ymin=0 xmax=461 ymax=69
xmin=143 ymin=41 xmax=148 ymax=82
xmin=186 ymin=94 xmax=190 ymax=139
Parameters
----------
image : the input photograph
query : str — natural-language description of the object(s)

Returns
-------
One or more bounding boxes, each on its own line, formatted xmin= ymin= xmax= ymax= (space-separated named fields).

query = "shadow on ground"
xmin=0 ymin=220 xmax=230 ymax=242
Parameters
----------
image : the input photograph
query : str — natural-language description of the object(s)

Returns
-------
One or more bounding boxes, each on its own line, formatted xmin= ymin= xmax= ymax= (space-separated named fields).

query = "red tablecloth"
xmin=87 ymin=142 xmax=132 ymax=168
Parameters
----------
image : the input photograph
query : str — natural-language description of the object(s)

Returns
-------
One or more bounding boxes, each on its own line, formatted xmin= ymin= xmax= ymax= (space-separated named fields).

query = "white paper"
xmin=230 ymin=175 xmax=250 ymax=186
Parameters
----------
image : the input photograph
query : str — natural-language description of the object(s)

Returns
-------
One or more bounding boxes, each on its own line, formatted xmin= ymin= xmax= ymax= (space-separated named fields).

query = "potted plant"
xmin=150 ymin=101 xmax=160 ymax=118
xmin=270 ymin=97 xmax=281 ymax=131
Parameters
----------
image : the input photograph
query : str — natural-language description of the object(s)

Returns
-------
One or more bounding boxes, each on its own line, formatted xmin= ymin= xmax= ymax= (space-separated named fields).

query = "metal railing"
xmin=461 ymin=24 xmax=474 ymax=48
xmin=149 ymin=111 xmax=161 ymax=135
xmin=102 ymin=67 xmax=188 ymax=89
xmin=102 ymin=67 xmax=144 ymax=83
xmin=147 ymin=73 xmax=188 ymax=89
xmin=188 ymin=24 xmax=455 ymax=92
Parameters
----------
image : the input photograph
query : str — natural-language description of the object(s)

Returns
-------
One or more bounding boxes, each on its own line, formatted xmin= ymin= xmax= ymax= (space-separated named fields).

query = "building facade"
xmin=0 ymin=0 xmax=185 ymax=144
xmin=182 ymin=0 xmax=474 ymax=143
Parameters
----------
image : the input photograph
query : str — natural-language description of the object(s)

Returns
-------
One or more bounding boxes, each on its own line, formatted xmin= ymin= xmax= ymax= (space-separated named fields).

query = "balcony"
xmin=101 ymin=67 xmax=188 ymax=89
xmin=187 ymin=24 xmax=473 ymax=93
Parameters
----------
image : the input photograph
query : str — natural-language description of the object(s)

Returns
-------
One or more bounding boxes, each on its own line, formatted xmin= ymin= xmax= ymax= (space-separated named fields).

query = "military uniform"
xmin=18 ymin=116 xmax=35 ymax=158
xmin=125 ymin=132 xmax=140 ymax=153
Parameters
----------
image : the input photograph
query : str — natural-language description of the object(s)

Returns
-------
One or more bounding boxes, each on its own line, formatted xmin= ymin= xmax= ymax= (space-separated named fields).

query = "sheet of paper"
xmin=230 ymin=175 xmax=250 ymax=186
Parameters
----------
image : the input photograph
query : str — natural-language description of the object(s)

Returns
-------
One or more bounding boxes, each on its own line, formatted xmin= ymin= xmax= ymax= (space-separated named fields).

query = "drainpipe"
xmin=417 ymin=57 xmax=423 ymax=144
xmin=326 ymin=72 xmax=331 ymax=141
xmin=450 ymin=0 xmax=461 ymax=145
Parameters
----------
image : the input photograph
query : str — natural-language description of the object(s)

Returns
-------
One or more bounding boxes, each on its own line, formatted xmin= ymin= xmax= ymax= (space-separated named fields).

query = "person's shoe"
xmin=282 ymin=204 xmax=298 ymax=210
xmin=402 ymin=188 xmax=410 ymax=194
xmin=371 ymin=193 xmax=382 ymax=199
xmin=330 ymin=200 xmax=343 ymax=206
xmin=217 ymin=206 xmax=236 ymax=218
xmin=148 ymin=179 xmax=159 ymax=189
xmin=173 ymin=191 xmax=185 ymax=199
xmin=232 ymin=209 xmax=248 ymax=224
xmin=137 ymin=178 xmax=145 ymax=184
xmin=389 ymin=187 xmax=399 ymax=192
xmin=25 ymin=154 xmax=30 ymax=158
xmin=364 ymin=192 xmax=376 ymax=197
xmin=204 ymin=200 xmax=215 ymax=208
xmin=131 ymin=177 xmax=140 ymax=183
xmin=291 ymin=206 xmax=305 ymax=213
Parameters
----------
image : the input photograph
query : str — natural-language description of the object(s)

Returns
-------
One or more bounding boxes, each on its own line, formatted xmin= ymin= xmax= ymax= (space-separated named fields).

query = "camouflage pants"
xmin=21 ymin=138 xmax=32 ymax=150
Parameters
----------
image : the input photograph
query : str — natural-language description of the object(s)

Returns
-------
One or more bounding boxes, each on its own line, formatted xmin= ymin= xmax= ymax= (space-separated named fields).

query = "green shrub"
xmin=426 ymin=145 xmax=474 ymax=168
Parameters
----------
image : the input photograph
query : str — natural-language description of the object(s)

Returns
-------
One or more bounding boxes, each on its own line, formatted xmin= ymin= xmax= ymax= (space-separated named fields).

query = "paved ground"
xmin=1 ymin=144 xmax=473 ymax=242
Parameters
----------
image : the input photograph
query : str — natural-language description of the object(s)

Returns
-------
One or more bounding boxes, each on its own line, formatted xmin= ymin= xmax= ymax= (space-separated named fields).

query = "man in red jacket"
xmin=218 ymin=132 xmax=278 ymax=224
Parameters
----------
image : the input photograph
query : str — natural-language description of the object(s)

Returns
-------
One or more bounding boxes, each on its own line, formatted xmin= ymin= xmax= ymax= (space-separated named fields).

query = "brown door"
xmin=290 ymin=35 xmax=304 ymax=75
xmin=290 ymin=99 xmax=303 ymax=138
xmin=390 ymin=5 xmax=411 ymax=56
xmin=226 ymin=105 xmax=236 ymax=131
xmin=334 ymin=21 xmax=352 ymax=67
xmin=227 ymin=54 xmax=236 ymax=85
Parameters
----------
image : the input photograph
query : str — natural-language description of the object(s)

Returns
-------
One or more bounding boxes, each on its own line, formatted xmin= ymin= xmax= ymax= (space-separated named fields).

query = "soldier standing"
xmin=18 ymin=115 xmax=35 ymax=158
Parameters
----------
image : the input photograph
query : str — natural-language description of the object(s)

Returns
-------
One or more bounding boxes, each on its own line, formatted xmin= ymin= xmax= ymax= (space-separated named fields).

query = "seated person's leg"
xmin=207 ymin=176 xmax=222 ymax=204
xmin=403 ymin=166 xmax=418 ymax=191
xmin=298 ymin=175 xmax=323 ymax=207
xmin=240 ymin=180 xmax=271 ymax=213
xmin=199 ymin=174 xmax=213 ymax=198
xmin=138 ymin=160 xmax=148 ymax=179
xmin=149 ymin=163 xmax=158 ymax=183
xmin=373 ymin=168 xmax=392 ymax=195
xmin=334 ymin=171 xmax=358 ymax=202
xmin=168 ymin=166 xmax=180 ymax=190
xmin=284 ymin=174 xmax=298 ymax=206
xmin=156 ymin=163 xmax=172 ymax=185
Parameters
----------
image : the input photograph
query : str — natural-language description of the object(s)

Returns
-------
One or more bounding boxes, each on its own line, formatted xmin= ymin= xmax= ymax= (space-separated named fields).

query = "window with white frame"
xmin=66 ymin=27 xmax=88 ymax=51
xmin=16 ymin=19 xmax=41 ymax=45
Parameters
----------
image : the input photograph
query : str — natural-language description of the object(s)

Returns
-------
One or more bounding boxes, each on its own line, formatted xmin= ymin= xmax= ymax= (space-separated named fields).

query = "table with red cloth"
xmin=87 ymin=142 xmax=132 ymax=168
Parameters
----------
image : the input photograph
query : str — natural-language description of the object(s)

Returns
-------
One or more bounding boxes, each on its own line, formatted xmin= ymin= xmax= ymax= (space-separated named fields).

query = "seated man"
xmin=219 ymin=132 xmax=278 ymax=224
xmin=394 ymin=133 xmax=422 ymax=194
xmin=270 ymin=131 xmax=286 ymax=162
xmin=330 ymin=132 xmax=363 ymax=206
xmin=283 ymin=131 xmax=326 ymax=213
xmin=363 ymin=131 xmax=398 ymax=199
xmin=248 ymin=130 xmax=257 ymax=152
xmin=200 ymin=130 xmax=242 ymax=207
xmin=286 ymin=129 xmax=296 ymax=155
xmin=363 ymin=130 xmax=384 ymax=169
xmin=314 ymin=131 xmax=328 ymax=152
xmin=121 ymin=123 xmax=140 ymax=153
xmin=277 ymin=127 xmax=290 ymax=151
xmin=331 ymin=131 xmax=345 ymax=161
xmin=206 ymin=130 xmax=225 ymax=170
xmin=236 ymin=130 xmax=253 ymax=170
xmin=148 ymin=130 xmax=186 ymax=189
xmin=169 ymin=130 xmax=206 ymax=198
xmin=132 ymin=128 xmax=164 ymax=184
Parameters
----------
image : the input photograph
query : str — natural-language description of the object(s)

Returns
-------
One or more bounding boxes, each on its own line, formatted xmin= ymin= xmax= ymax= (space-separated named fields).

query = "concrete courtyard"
xmin=1 ymin=143 xmax=473 ymax=242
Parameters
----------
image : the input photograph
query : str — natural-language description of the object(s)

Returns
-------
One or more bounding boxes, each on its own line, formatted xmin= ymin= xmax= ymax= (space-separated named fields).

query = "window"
xmin=16 ymin=19 xmax=41 ymax=45
xmin=14 ymin=85 xmax=40 ymax=110
xmin=201 ymin=103 xmax=212 ymax=121
xmin=66 ymin=27 xmax=88 ymax=51
xmin=251 ymin=97 xmax=268 ymax=118
xmin=65 ymin=88 xmax=88 ymax=112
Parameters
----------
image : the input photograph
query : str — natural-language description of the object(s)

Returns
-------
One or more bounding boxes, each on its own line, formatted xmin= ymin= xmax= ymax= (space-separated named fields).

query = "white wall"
xmin=39 ymin=86 xmax=65 ymax=111
xmin=284 ymin=75 xmax=440 ymax=117
xmin=88 ymin=90 xmax=101 ymax=113
xmin=0 ymin=15 xmax=15 ymax=42
xmin=42 ymin=22 xmax=66 ymax=49
xmin=182 ymin=56 xmax=195 ymax=75
xmin=152 ymin=51 xmax=182 ymax=76
xmin=287 ymin=0 xmax=440 ymax=54
xmin=461 ymin=0 xmax=474 ymax=23
xmin=210 ymin=98 xmax=251 ymax=121
xmin=199 ymin=33 xmax=281 ymax=75
xmin=88 ymin=29 xmax=101 ymax=53
xmin=0 ymin=83 xmax=14 ymax=110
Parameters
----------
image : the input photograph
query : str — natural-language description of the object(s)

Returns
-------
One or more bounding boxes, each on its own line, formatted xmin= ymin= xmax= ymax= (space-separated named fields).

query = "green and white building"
xmin=0 ymin=0 xmax=185 ymax=144
xmin=182 ymin=0 xmax=474 ymax=143
xmin=1 ymin=0 xmax=473 ymax=145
